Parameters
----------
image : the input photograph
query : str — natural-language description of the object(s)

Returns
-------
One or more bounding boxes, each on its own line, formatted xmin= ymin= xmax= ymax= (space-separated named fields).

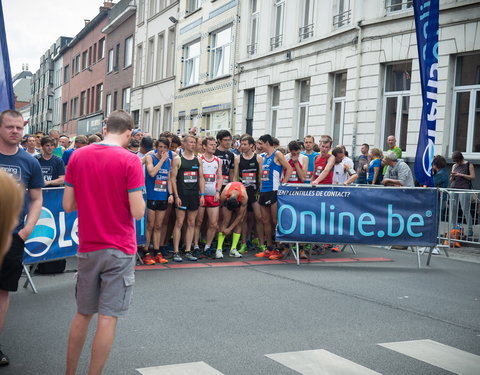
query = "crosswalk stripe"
xmin=136 ymin=361 xmax=225 ymax=375
xmin=266 ymin=349 xmax=382 ymax=375
xmin=379 ymin=339 xmax=480 ymax=375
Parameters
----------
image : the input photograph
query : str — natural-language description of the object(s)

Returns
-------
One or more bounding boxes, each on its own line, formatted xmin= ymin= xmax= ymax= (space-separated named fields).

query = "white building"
xmin=235 ymin=0 xmax=480 ymax=160
xmin=131 ymin=0 xmax=179 ymax=137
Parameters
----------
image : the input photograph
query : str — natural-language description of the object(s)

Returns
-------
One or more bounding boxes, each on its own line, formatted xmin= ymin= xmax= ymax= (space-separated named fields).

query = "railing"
xmin=247 ymin=43 xmax=257 ymax=56
xmin=385 ymin=0 xmax=413 ymax=14
xmin=333 ymin=9 xmax=351 ymax=29
xmin=299 ymin=24 xmax=314 ymax=41
xmin=270 ymin=34 xmax=283 ymax=50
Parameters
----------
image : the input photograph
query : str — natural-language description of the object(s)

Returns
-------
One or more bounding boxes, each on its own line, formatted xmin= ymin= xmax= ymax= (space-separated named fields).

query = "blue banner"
xmin=276 ymin=185 xmax=438 ymax=246
xmin=0 ymin=0 xmax=15 ymax=112
xmin=23 ymin=188 xmax=146 ymax=265
xmin=413 ymin=0 xmax=439 ymax=187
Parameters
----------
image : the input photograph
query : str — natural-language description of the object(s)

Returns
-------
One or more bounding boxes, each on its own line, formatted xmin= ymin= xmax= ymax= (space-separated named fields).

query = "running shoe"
xmin=252 ymin=238 xmax=260 ymax=247
xmin=230 ymin=249 xmax=242 ymax=258
xmin=173 ymin=253 xmax=183 ymax=262
xmin=154 ymin=253 xmax=168 ymax=264
xmin=331 ymin=245 xmax=340 ymax=252
xmin=215 ymin=249 xmax=224 ymax=259
xmin=184 ymin=252 xmax=198 ymax=261
xmin=142 ymin=253 xmax=156 ymax=265
xmin=256 ymin=247 xmax=274 ymax=258
xmin=192 ymin=247 xmax=202 ymax=259
xmin=238 ymin=243 xmax=248 ymax=254
xmin=300 ymin=250 xmax=308 ymax=259
xmin=268 ymin=249 xmax=289 ymax=260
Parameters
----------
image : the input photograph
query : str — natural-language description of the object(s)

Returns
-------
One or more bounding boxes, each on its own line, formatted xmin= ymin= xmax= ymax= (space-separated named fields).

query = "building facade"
xmin=235 ymin=0 xmax=480 ymax=162
xmin=172 ymin=0 xmax=240 ymax=136
xmin=130 ymin=0 xmax=178 ymax=137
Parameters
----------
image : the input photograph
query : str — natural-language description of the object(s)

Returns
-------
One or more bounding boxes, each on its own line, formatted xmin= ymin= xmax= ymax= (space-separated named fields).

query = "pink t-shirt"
xmin=64 ymin=143 xmax=144 ymax=255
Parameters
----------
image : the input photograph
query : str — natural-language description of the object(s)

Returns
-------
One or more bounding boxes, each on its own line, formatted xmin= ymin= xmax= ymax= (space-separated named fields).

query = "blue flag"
xmin=413 ymin=0 xmax=439 ymax=187
xmin=0 ymin=0 xmax=14 ymax=112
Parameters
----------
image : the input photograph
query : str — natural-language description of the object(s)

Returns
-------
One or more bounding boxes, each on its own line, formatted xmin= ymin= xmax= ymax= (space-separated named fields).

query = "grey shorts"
xmin=75 ymin=249 xmax=135 ymax=317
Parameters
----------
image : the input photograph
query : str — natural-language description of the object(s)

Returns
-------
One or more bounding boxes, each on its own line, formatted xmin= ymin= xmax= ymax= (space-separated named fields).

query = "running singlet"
xmin=177 ymin=155 xmax=200 ymax=196
xmin=301 ymin=151 xmax=319 ymax=182
xmin=286 ymin=157 xmax=303 ymax=184
xmin=238 ymin=153 xmax=259 ymax=192
xmin=214 ymin=149 xmax=234 ymax=186
xmin=226 ymin=181 xmax=244 ymax=202
xmin=145 ymin=154 xmax=170 ymax=201
xmin=201 ymin=155 xmax=220 ymax=196
xmin=313 ymin=154 xmax=333 ymax=184
xmin=260 ymin=151 xmax=283 ymax=192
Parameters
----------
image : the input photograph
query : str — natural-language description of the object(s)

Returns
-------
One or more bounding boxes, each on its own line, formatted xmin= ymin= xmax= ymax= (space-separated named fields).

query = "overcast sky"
xmin=3 ymin=0 xmax=111 ymax=75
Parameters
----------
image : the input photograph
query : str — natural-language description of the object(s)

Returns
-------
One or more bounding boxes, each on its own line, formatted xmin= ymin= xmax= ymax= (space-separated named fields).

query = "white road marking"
xmin=136 ymin=361 xmax=225 ymax=375
xmin=379 ymin=339 xmax=480 ymax=375
xmin=266 ymin=349 xmax=382 ymax=375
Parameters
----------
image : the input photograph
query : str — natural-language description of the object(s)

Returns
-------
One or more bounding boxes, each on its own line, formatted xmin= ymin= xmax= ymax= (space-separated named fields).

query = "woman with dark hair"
xmin=432 ymin=155 xmax=449 ymax=188
xmin=450 ymin=151 xmax=476 ymax=237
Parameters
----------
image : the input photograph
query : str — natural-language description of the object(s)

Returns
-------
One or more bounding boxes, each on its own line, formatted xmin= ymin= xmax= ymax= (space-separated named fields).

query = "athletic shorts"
xmin=203 ymin=195 xmax=220 ymax=208
xmin=176 ymin=194 xmax=199 ymax=211
xmin=258 ymin=191 xmax=278 ymax=207
xmin=0 ymin=233 xmax=25 ymax=292
xmin=76 ymin=249 xmax=135 ymax=317
xmin=147 ymin=199 xmax=168 ymax=211
xmin=246 ymin=188 xmax=258 ymax=212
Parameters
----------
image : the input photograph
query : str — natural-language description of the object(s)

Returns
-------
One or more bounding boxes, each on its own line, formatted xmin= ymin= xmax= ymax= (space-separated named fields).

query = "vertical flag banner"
xmin=413 ymin=0 xmax=439 ymax=187
xmin=0 ymin=0 xmax=15 ymax=112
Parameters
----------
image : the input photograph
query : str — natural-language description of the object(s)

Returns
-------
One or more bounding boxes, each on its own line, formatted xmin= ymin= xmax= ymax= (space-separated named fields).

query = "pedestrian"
xmin=367 ymin=148 xmax=383 ymax=185
xmin=37 ymin=136 xmax=65 ymax=187
xmin=0 ymin=110 xmax=44 ymax=367
xmin=381 ymin=151 xmax=414 ymax=187
xmin=356 ymin=143 xmax=369 ymax=184
xmin=63 ymin=110 xmax=145 ymax=375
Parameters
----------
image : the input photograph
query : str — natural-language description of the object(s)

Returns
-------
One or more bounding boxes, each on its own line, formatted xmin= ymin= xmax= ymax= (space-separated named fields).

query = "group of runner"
xmin=140 ymin=130 xmax=354 ymax=264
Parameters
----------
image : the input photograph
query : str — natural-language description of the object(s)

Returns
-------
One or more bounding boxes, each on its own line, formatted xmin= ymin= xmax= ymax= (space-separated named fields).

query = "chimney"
xmin=84 ymin=19 xmax=90 ymax=26
xmin=102 ymin=2 xmax=114 ymax=8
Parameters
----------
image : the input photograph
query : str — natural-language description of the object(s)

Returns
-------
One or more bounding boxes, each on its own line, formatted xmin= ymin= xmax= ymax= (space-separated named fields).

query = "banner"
xmin=23 ymin=188 xmax=146 ymax=265
xmin=0 ymin=0 xmax=15 ymax=112
xmin=413 ymin=0 xmax=439 ymax=187
xmin=276 ymin=185 xmax=438 ymax=246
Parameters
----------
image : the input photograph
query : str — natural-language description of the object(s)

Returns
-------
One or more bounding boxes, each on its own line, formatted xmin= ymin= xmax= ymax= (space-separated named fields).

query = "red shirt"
xmin=287 ymin=158 xmax=304 ymax=183
xmin=64 ymin=143 xmax=144 ymax=255
xmin=313 ymin=154 xmax=333 ymax=184
xmin=225 ymin=181 xmax=244 ymax=202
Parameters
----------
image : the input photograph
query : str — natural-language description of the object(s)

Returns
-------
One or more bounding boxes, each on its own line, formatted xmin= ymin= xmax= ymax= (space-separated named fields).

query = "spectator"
xmin=381 ymin=151 xmax=414 ymax=187
xmin=59 ymin=135 xmax=71 ymax=150
xmin=128 ymin=139 xmax=140 ymax=154
xmin=62 ymin=135 xmax=88 ymax=166
xmin=34 ymin=131 xmax=45 ymax=150
xmin=132 ymin=128 xmax=143 ymax=142
xmin=87 ymin=134 xmax=101 ymax=145
xmin=25 ymin=135 xmax=39 ymax=157
xmin=49 ymin=129 xmax=63 ymax=157
xmin=332 ymin=146 xmax=357 ymax=185
xmin=37 ymin=136 xmax=65 ymax=187
xmin=432 ymin=155 xmax=449 ymax=188
xmin=367 ymin=148 xmax=383 ymax=185
xmin=386 ymin=135 xmax=402 ymax=159
xmin=356 ymin=143 xmax=369 ymax=184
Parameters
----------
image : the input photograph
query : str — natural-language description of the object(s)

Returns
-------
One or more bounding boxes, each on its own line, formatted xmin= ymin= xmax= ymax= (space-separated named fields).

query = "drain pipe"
xmin=352 ymin=20 xmax=363 ymax=159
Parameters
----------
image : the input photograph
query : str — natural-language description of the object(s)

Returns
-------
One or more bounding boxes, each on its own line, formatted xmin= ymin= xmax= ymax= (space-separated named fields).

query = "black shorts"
xmin=246 ymin=188 xmax=258 ymax=212
xmin=176 ymin=194 xmax=199 ymax=211
xmin=258 ymin=191 xmax=278 ymax=207
xmin=147 ymin=199 xmax=168 ymax=211
xmin=0 ymin=233 xmax=25 ymax=292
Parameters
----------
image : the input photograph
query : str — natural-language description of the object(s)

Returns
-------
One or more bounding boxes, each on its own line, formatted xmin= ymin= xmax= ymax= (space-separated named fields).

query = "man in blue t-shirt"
xmin=37 ymin=136 xmax=65 ymax=187
xmin=62 ymin=135 xmax=88 ymax=166
xmin=0 ymin=110 xmax=44 ymax=366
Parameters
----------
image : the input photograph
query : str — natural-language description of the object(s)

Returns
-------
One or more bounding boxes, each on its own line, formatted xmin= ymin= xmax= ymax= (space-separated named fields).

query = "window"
xmin=107 ymin=49 xmax=114 ymax=73
xmin=269 ymin=85 xmax=280 ymax=136
xmin=245 ymin=89 xmax=255 ymax=135
xmin=62 ymin=102 xmax=68 ymax=123
xmin=138 ymin=0 xmax=145 ymax=23
xmin=132 ymin=110 xmax=140 ymax=126
xmin=386 ymin=0 xmax=412 ymax=14
xmin=93 ymin=43 xmax=97 ymax=62
xmin=113 ymin=91 xmax=118 ymax=110
xmin=209 ymin=26 xmax=232 ymax=79
xmin=186 ymin=0 xmax=200 ymax=14
xmin=156 ymin=33 xmax=165 ymax=80
xmin=80 ymin=91 xmax=87 ymax=116
xmin=82 ymin=50 xmax=88 ymax=70
xmin=183 ymin=40 xmax=200 ymax=86
xmin=146 ymin=37 xmax=155 ymax=83
xmin=122 ymin=87 xmax=131 ymax=112
xmin=143 ymin=109 xmax=150 ymax=132
xmin=332 ymin=72 xmax=347 ymax=146
xmin=74 ymin=55 xmax=80 ymax=75
xmin=136 ymin=44 xmax=143 ymax=86
xmin=124 ymin=36 xmax=133 ymax=68
xmin=98 ymin=38 xmax=105 ymax=59
xmin=451 ymin=53 xmax=480 ymax=154
xmin=383 ymin=61 xmax=411 ymax=151
xmin=105 ymin=94 xmax=112 ymax=116
xmin=299 ymin=0 xmax=314 ymax=41
xmin=149 ymin=0 xmax=157 ymax=17
xmin=166 ymin=27 xmax=175 ymax=77
xmin=179 ymin=114 xmax=186 ymax=134
xmin=163 ymin=104 xmax=172 ymax=131
xmin=115 ymin=44 xmax=120 ymax=71
xmin=333 ymin=0 xmax=351 ymax=29
xmin=73 ymin=96 xmax=79 ymax=118
xmin=96 ymin=83 xmax=103 ymax=111
xmin=297 ymin=79 xmax=310 ymax=138
xmin=153 ymin=107 xmax=161 ymax=136
xmin=247 ymin=0 xmax=259 ymax=55
xmin=205 ymin=111 xmax=229 ymax=135
xmin=63 ymin=64 xmax=70 ymax=83
xmin=271 ymin=0 xmax=285 ymax=50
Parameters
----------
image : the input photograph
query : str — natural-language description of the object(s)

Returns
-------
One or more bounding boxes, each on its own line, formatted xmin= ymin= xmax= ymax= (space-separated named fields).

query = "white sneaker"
xmin=431 ymin=247 xmax=440 ymax=255
xmin=229 ymin=249 xmax=242 ymax=258
xmin=215 ymin=249 xmax=223 ymax=259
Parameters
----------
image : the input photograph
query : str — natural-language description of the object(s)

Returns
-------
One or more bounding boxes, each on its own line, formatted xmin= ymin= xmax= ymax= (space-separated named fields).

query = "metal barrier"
xmin=438 ymin=188 xmax=480 ymax=248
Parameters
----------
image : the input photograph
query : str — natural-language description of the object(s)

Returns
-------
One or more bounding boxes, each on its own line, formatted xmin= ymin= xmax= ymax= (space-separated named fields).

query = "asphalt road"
xmin=2 ymin=245 xmax=480 ymax=374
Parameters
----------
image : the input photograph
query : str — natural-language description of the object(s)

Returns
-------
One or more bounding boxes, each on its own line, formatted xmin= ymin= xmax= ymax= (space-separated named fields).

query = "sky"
xmin=3 ymin=0 xmax=112 ymax=75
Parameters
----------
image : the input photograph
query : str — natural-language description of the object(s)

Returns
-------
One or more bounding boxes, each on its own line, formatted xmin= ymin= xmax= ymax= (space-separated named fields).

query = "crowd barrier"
xmin=276 ymin=184 xmax=439 ymax=268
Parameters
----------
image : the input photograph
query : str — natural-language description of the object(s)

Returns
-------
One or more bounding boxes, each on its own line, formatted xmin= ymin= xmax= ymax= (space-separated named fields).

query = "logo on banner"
xmin=24 ymin=207 xmax=56 ymax=257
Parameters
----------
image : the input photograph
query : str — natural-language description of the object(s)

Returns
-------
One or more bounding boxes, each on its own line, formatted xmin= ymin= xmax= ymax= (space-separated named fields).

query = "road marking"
xmin=137 ymin=361 xmax=224 ymax=375
xmin=379 ymin=339 xmax=480 ymax=375
xmin=266 ymin=349 xmax=382 ymax=375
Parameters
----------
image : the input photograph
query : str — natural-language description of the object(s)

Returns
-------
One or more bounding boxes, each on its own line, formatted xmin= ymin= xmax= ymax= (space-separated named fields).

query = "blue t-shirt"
xmin=434 ymin=168 xmax=449 ymax=188
xmin=37 ymin=155 xmax=65 ymax=186
xmin=367 ymin=158 xmax=382 ymax=184
xmin=0 ymin=148 xmax=44 ymax=233
xmin=62 ymin=148 xmax=75 ymax=166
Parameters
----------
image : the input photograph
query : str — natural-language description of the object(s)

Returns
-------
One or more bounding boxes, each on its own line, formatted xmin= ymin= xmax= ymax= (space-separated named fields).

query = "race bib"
xmin=288 ymin=171 xmax=298 ymax=182
xmin=222 ymin=175 xmax=229 ymax=185
xmin=184 ymin=171 xmax=198 ymax=183
xmin=204 ymin=174 xmax=215 ymax=183
xmin=261 ymin=170 xmax=269 ymax=181
xmin=306 ymin=171 xmax=313 ymax=181
xmin=242 ymin=172 xmax=256 ymax=184
xmin=154 ymin=179 xmax=167 ymax=192
xmin=315 ymin=166 xmax=323 ymax=176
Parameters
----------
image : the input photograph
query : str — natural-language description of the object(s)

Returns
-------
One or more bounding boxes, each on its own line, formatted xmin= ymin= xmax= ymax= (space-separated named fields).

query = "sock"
xmin=217 ymin=232 xmax=225 ymax=250
xmin=231 ymin=233 xmax=240 ymax=250
xmin=204 ymin=245 xmax=210 ymax=252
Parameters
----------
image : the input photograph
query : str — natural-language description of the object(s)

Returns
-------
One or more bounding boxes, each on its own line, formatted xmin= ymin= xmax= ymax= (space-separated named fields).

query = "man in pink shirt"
xmin=63 ymin=110 xmax=145 ymax=375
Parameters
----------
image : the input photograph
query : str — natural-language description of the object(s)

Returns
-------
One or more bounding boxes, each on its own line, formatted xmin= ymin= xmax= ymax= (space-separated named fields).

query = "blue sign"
xmin=23 ymin=188 xmax=146 ymax=265
xmin=413 ymin=0 xmax=439 ymax=187
xmin=276 ymin=185 xmax=438 ymax=246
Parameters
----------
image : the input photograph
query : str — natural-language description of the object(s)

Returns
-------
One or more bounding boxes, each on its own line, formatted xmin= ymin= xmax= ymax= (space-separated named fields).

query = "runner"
xmin=214 ymin=129 xmax=235 ymax=190
xmin=301 ymin=135 xmax=319 ymax=183
xmin=285 ymin=140 xmax=308 ymax=184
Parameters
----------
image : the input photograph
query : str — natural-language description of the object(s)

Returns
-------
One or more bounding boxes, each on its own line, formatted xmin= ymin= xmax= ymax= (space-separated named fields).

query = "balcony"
xmin=299 ymin=24 xmax=314 ymax=41
xmin=333 ymin=9 xmax=351 ymax=29
xmin=270 ymin=34 xmax=283 ymax=50
xmin=247 ymin=43 xmax=257 ymax=56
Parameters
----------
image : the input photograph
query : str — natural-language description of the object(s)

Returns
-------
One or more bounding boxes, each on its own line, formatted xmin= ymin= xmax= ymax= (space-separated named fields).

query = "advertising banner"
xmin=23 ymin=188 xmax=146 ymax=265
xmin=276 ymin=185 xmax=438 ymax=246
